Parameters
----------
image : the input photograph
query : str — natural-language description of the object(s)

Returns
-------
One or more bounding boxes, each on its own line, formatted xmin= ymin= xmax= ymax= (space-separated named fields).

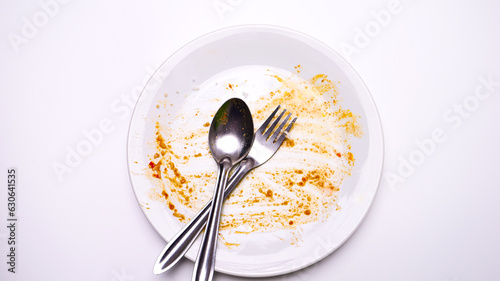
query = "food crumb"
xmin=266 ymin=189 xmax=273 ymax=197
xmin=284 ymin=139 xmax=295 ymax=147
xmin=146 ymin=67 xmax=361 ymax=238
xmin=161 ymin=190 xmax=168 ymax=199
xmin=226 ymin=83 xmax=238 ymax=90
xmin=173 ymin=212 xmax=185 ymax=220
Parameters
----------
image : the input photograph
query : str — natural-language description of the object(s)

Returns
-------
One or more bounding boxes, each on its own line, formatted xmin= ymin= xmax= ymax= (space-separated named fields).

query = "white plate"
xmin=127 ymin=25 xmax=383 ymax=277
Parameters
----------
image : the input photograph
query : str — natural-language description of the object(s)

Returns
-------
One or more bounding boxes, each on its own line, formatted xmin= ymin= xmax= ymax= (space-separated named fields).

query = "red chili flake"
xmin=153 ymin=174 xmax=160 ymax=178
xmin=336 ymin=153 xmax=341 ymax=157
xmin=149 ymin=161 xmax=155 ymax=169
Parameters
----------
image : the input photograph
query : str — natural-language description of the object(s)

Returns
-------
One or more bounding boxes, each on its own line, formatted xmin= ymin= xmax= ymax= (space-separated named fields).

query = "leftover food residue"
xmin=144 ymin=66 xmax=362 ymax=246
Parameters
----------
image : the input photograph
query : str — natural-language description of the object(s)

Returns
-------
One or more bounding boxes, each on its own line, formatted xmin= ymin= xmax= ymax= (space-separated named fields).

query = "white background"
xmin=1 ymin=0 xmax=500 ymax=280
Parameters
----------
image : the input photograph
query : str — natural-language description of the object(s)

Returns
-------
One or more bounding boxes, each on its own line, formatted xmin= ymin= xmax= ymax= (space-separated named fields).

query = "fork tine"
xmin=256 ymin=105 xmax=280 ymax=135
xmin=263 ymin=109 xmax=286 ymax=140
xmin=270 ymin=113 xmax=291 ymax=142
xmin=275 ymin=117 xmax=297 ymax=145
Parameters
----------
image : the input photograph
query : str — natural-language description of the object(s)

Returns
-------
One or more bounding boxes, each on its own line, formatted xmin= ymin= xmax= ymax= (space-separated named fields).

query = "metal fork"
xmin=153 ymin=105 xmax=297 ymax=274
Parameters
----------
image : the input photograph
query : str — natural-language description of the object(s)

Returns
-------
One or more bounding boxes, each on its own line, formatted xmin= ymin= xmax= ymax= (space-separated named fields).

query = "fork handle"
xmin=153 ymin=158 xmax=255 ymax=274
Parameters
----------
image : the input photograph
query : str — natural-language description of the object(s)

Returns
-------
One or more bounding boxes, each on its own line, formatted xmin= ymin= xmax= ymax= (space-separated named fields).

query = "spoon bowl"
xmin=208 ymin=98 xmax=253 ymax=164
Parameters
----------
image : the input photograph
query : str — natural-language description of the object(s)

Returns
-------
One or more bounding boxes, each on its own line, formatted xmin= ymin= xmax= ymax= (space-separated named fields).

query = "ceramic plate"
xmin=127 ymin=25 xmax=383 ymax=277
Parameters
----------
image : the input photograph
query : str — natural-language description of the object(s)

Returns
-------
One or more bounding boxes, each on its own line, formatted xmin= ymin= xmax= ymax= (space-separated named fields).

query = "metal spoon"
xmin=192 ymin=98 xmax=253 ymax=281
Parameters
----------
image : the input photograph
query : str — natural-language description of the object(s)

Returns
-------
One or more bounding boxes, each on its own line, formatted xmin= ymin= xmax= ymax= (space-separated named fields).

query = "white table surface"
xmin=1 ymin=1 xmax=500 ymax=280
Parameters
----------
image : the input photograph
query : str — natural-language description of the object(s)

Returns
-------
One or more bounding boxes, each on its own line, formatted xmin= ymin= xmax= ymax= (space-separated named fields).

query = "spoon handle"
xmin=192 ymin=159 xmax=232 ymax=281
xmin=153 ymin=159 xmax=254 ymax=274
